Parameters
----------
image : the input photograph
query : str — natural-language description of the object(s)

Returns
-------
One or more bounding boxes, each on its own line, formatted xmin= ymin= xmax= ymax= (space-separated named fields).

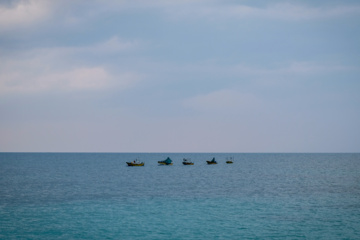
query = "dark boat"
xmin=206 ymin=157 xmax=217 ymax=165
xmin=182 ymin=158 xmax=194 ymax=165
xmin=158 ymin=157 xmax=173 ymax=165
xmin=126 ymin=159 xmax=144 ymax=166
xmin=226 ymin=157 xmax=234 ymax=164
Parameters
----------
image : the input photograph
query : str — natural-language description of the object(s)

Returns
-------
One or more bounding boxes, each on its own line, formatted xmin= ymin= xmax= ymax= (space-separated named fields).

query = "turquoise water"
xmin=1 ymin=153 xmax=359 ymax=239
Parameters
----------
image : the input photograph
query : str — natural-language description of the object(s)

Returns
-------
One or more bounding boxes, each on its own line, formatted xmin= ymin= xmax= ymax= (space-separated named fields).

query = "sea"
xmin=0 ymin=153 xmax=359 ymax=239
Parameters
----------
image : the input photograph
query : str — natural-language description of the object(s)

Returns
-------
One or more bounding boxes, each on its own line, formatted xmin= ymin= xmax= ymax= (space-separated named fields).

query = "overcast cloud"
xmin=1 ymin=0 xmax=359 ymax=152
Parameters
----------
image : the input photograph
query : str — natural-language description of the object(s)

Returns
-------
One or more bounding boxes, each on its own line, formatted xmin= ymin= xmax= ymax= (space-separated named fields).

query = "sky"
xmin=1 ymin=0 xmax=360 ymax=152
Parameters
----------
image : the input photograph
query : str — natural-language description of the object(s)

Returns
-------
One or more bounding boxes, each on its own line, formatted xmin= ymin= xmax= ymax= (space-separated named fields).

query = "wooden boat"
xmin=182 ymin=158 xmax=194 ymax=165
xmin=206 ymin=157 xmax=217 ymax=164
xmin=158 ymin=157 xmax=173 ymax=165
xmin=126 ymin=159 xmax=144 ymax=166
xmin=226 ymin=157 xmax=234 ymax=164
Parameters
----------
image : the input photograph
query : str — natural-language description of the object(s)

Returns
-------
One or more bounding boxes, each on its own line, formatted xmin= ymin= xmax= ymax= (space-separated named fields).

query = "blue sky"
xmin=1 ymin=0 xmax=359 ymax=152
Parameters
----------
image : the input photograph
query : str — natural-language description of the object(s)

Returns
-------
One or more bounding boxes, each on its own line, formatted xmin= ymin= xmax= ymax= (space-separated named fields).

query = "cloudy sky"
xmin=1 ymin=0 xmax=359 ymax=152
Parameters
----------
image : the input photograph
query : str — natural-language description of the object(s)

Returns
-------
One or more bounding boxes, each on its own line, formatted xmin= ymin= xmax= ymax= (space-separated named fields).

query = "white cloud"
xmin=47 ymin=67 xmax=110 ymax=91
xmin=1 ymin=67 xmax=109 ymax=93
xmin=0 ymin=36 xmax=142 ymax=94
xmin=0 ymin=0 xmax=50 ymax=30
xmin=0 ymin=66 xmax=142 ymax=94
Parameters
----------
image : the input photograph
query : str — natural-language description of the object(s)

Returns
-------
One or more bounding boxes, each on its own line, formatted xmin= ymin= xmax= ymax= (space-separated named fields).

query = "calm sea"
xmin=0 ymin=153 xmax=359 ymax=239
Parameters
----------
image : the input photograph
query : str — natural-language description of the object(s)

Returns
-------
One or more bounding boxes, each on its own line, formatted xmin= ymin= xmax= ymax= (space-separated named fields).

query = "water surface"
xmin=1 ymin=153 xmax=359 ymax=239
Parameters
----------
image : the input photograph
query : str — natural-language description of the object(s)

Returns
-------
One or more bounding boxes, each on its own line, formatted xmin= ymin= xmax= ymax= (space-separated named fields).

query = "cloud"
xmin=2 ymin=0 xmax=359 ymax=33
xmin=0 ymin=66 xmax=143 ymax=94
xmin=225 ymin=3 xmax=360 ymax=20
xmin=0 ymin=0 xmax=50 ymax=30
xmin=0 ymin=36 xmax=142 ymax=94
xmin=1 ymin=67 xmax=109 ymax=93
xmin=5 ymin=35 xmax=140 ymax=57
xmin=154 ymin=1 xmax=360 ymax=21
xmin=83 ymin=36 xmax=141 ymax=54
xmin=180 ymin=60 xmax=357 ymax=114
xmin=231 ymin=61 xmax=355 ymax=78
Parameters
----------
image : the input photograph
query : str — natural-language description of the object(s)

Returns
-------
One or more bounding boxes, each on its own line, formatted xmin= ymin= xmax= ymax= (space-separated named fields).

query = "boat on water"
xmin=158 ymin=157 xmax=173 ymax=165
xmin=182 ymin=158 xmax=194 ymax=165
xmin=206 ymin=157 xmax=217 ymax=165
xmin=126 ymin=159 xmax=144 ymax=166
xmin=226 ymin=157 xmax=234 ymax=164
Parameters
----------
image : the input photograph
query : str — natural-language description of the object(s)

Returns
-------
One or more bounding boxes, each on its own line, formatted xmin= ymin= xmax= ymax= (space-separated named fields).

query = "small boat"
xmin=182 ymin=158 xmax=194 ymax=165
xmin=206 ymin=157 xmax=217 ymax=165
xmin=158 ymin=157 xmax=173 ymax=165
xmin=126 ymin=159 xmax=144 ymax=166
xmin=226 ymin=157 xmax=234 ymax=164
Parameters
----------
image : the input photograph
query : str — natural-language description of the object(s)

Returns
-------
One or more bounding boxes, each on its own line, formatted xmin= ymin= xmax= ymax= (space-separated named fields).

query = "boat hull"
xmin=226 ymin=161 xmax=233 ymax=164
xmin=206 ymin=161 xmax=217 ymax=165
xmin=182 ymin=162 xmax=194 ymax=165
xmin=126 ymin=162 xmax=144 ymax=166
xmin=158 ymin=161 xmax=173 ymax=165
